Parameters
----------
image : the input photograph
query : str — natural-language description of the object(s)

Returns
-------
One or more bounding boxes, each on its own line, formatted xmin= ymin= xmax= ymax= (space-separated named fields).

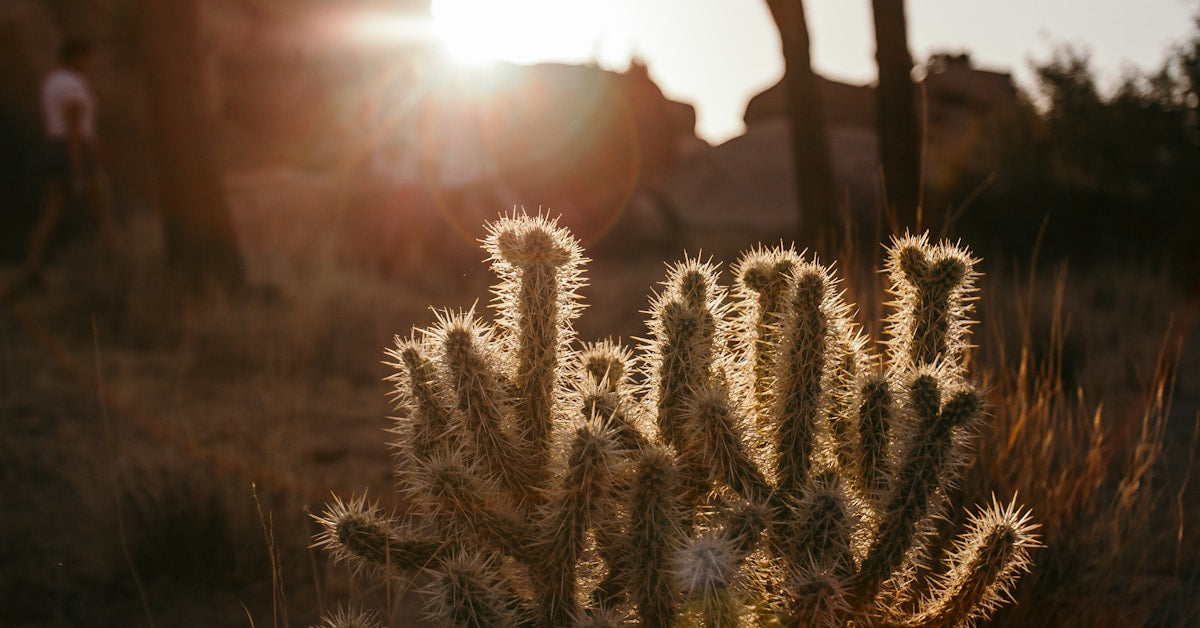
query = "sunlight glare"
xmin=335 ymin=10 xmax=437 ymax=47
xmin=431 ymin=0 xmax=630 ymax=67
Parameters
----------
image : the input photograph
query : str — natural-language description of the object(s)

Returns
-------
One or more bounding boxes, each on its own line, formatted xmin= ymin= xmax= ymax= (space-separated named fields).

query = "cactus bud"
xmin=673 ymin=534 xmax=747 ymax=627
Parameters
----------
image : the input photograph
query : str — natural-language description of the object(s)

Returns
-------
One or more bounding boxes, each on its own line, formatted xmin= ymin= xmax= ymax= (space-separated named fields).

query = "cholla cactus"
xmin=313 ymin=214 xmax=1039 ymax=627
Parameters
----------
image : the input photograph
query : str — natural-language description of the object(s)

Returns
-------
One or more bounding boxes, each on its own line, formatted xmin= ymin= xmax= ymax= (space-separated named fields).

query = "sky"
xmin=426 ymin=0 xmax=1200 ymax=144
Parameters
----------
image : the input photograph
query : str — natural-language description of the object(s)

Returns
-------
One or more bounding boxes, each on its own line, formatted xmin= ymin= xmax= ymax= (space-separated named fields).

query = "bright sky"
xmin=427 ymin=0 xmax=1199 ymax=144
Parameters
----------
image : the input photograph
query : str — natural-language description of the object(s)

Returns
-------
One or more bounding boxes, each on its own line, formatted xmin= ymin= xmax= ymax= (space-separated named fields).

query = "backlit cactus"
xmin=313 ymin=215 xmax=1038 ymax=627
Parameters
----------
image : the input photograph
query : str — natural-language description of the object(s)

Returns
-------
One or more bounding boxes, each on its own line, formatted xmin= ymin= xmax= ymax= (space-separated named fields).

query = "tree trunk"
xmin=765 ymin=0 xmax=837 ymax=244
xmin=872 ymin=0 xmax=922 ymax=233
xmin=136 ymin=0 xmax=245 ymax=293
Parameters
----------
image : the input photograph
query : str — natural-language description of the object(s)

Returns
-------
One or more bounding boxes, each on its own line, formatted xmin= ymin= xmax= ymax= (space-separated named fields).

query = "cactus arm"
xmin=485 ymin=216 xmax=587 ymax=486
xmin=312 ymin=495 xmax=442 ymax=574
xmin=431 ymin=549 xmax=534 ymax=627
xmin=534 ymin=420 xmax=624 ymax=627
xmin=410 ymin=452 xmax=536 ymax=563
xmin=906 ymin=497 xmax=1039 ymax=627
xmin=733 ymin=246 xmax=803 ymax=420
xmin=687 ymin=386 xmax=773 ymax=506
xmin=885 ymin=234 xmax=979 ymax=375
xmin=772 ymin=264 xmax=838 ymax=500
xmin=645 ymin=260 xmax=729 ymax=516
xmin=856 ymin=376 xmax=896 ymax=511
xmin=855 ymin=377 xmax=983 ymax=604
xmin=436 ymin=313 xmax=537 ymax=503
xmin=386 ymin=339 xmax=458 ymax=465
xmin=628 ymin=445 xmax=684 ymax=626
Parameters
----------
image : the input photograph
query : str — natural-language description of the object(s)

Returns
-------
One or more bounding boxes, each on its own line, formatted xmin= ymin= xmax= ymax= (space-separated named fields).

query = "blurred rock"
xmin=663 ymin=53 xmax=1018 ymax=252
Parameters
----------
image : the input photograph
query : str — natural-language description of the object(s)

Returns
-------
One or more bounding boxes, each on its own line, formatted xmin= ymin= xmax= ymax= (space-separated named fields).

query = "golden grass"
xmin=962 ymin=264 xmax=1197 ymax=625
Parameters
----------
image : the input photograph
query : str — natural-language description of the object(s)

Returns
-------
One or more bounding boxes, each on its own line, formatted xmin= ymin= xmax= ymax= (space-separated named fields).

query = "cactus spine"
xmin=314 ymin=215 xmax=1038 ymax=627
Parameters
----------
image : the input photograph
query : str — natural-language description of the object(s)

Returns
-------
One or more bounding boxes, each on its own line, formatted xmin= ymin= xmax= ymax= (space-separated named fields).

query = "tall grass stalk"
xmin=968 ymin=263 xmax=1193 ymax=624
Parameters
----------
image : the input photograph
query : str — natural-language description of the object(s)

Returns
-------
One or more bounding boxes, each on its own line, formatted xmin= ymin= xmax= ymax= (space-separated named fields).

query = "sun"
xmin=430 ymin=0 xmax=630 ymax=67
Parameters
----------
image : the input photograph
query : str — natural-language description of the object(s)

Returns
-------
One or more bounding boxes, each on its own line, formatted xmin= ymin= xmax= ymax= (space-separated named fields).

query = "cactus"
xmin=313 ymin=215 xmax=1038 ymax=627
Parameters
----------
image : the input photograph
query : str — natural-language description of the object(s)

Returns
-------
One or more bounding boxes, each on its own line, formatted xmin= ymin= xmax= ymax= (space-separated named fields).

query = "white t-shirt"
xmin=41 ymin=68 xmax=95 ymax=141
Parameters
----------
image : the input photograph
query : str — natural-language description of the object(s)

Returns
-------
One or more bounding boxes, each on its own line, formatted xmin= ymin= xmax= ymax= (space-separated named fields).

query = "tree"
xmin=871 ymin=0 xmax=921 ymax=232
xmin=136 ymin=0 xmax=245 ymax=293
xmin=765 ymin=0 xmax=837 ymax=243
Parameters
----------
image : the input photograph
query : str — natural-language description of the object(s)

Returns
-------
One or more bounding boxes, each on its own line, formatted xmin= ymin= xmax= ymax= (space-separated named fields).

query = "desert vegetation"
xmin=310 ymin=213 xmax=1066 ymax=626
xmin=2 ymin=3 xmax=1199 ymax=627
xmin=1 ymin=202 xmax=1194 ymax=626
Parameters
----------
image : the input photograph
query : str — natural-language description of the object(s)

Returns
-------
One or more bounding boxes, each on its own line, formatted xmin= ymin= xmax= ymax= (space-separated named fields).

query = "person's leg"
xmin=25 ymin=181 xmax=66 ymax=277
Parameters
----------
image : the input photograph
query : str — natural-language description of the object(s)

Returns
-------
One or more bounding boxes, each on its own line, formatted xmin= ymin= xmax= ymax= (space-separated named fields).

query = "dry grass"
xmin=964 ymin=264 xmax=1198 ymax=625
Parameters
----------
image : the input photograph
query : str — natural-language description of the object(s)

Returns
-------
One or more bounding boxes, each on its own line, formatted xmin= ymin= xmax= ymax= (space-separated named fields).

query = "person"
xmin=20 ymin=36 xmax=119 ymax=288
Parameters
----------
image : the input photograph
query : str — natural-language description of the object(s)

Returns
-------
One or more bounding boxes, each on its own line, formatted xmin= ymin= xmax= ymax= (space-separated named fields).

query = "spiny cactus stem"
xmin=827 ymin=347 xmax=864 ymax=475
xmin=319 ymin=503 xmax=441 ymax=572
xmin=655 ymin=300 xmax=709 ymax=451
xmin=855 ymin=375 xmax=969 ymax=603
xmin=788 ymin=569 xmax=854 ymax=628
xmin=886 ymin=235 xmax=977 ymax=373
xmin=857 ymin=377 xmax=894 ymax=504
xmin=941 ymin=388 xmax=983 ymax=428
xmin=738 ymin=253 xmax=798 ymax=415
xmin=317 ymin=606 xmax=384 ymax=628
xmin=581 ymin=340 xmax=630 ymax=393
xmin=925 ymin=529 xmax=1017 ymax=627
xmin=590 ymin=507 xmax=633 ymax=611
xmin=674 ymin=535 xmax=743 ymax=627
xmin=582 ymin=389 xmax=648 ymax=452
xmin=911 ymin=498 xmax=1038 ymax=628
xmin=340 ymin=527 xmax=441 ymax=572
xmin=514 ymin=262 xmax=559 ymax=479
xmin=418 ymin=456 xmax=536 ymax=564
xmin=721 ymin=499 xmax=772 ymax=557
xmin=537 ymin=424 xmax=622 ymax=627
xmin=442 ymin=326 xmax=535 ymax=503
xmin=434 ymin=551 xmax=531 ymax=627
xmin=654 ymin=296 xmax=718 ymax=517
xmin=774 ymin=270 xmax=831 ymax=500
xmin=680 ymin=268 xmax=710 ymax=308
xmin=691 ymin=391 xmax=773 ymax=506
xmin=394 ymin=344 xmax=456 ymax=460
xmin=629 ymin=446 xmax=683 ymax=627
xmin=786 ymin=472 xmax=855 ymax=577
xmin=908 ymin=258 xmax=967 ymax=368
